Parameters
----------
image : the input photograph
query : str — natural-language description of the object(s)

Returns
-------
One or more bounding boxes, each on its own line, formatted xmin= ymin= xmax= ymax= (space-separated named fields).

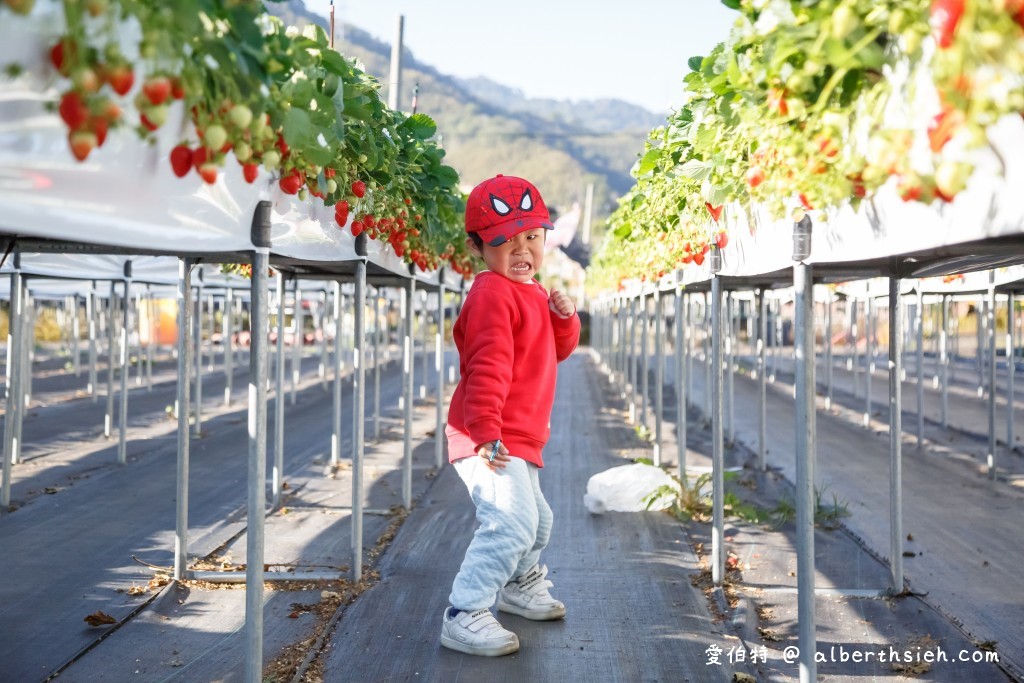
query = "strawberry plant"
xmin=589 ymin=0 xmax=1024 ymax=292
xmin=2 ymin=0 xmax=470 ymax=277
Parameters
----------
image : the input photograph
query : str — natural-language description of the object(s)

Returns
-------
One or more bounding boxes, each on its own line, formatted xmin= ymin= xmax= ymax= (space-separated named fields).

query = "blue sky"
xmin=327 ymin=1 xmax=738 ymax=114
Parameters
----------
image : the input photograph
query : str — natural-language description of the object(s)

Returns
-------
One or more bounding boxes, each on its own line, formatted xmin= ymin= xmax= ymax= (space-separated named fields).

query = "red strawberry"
xmin=927 ymin=106 xmax=964 ymax=153
xmin=767 ymin=87 xmax=788 ymax=117
xmin=242 ymin=163 xmax=259 ymax=184
xmin=350 ymin=220 xmax=365 ymax=237
xmin=69 ymin=130 xmax=98 ymax=161
xmin=693 ymin=251 xmax=705 ymax=266
xmin=351 ymin=180 xmax=367 ymax=198
xmin=705 ymin=202 xmax=723 ymax=223
xmin=106 ymin=64 xmax=134 ymax=96
xmin=170 ymin=145 xmax=193 ymax=178
xmin=799 ymin=193 xmax=814 ymax=210
xmin=930 ymin=0 xmax=964 ymax=49
xmin=142 ymin=76 xmax=171 ymax=106
xmin=191 ymin=146 xmax=209 ymax=172
xmin=139 ymin=113 xmax=159 ymax=132
xmin=170 ymin=76 xmax=185 ymax=100
xmin=279 ymin=172 xmax=303 ymax=195
xmin=58 ymin=91 xmax=88 ymax=130
xmin=50 ymin=40 xmax=71 ymax=76
xmin=746 ymin=166 xmax=765 ymax=188
xmin=276 ymin=133 xmax=289 ymax=156
xmin=100 ymin=99 xmax=122 ymax=123
xmin=334 ymin=200 xmax=350 ymax=227
xmin=88 ymin=116 xmax=109 ymax=147
xmin=715 ymin=232 xmax=729 ymax=249
xmin=198 ymin=163 xmax=218 ymax=185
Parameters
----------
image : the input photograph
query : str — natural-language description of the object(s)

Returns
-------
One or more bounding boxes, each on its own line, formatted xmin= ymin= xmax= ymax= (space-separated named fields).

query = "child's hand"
xmin=548 ymin=290 xmax=576 ymax=319
xmin=478 ymin=440 xmax=510 ymax=470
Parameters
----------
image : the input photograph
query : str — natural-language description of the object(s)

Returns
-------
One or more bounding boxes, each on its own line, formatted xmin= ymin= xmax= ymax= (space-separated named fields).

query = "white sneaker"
xmin=440 ymin=607 xmax=520 ymax=656
xmin=497 ymin=564 xmax=566 ymax=621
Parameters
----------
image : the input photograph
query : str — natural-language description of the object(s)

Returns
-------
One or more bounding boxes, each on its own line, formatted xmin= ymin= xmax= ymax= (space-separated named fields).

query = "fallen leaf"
xmin=84 ymin=611 xmax=116 ymax=627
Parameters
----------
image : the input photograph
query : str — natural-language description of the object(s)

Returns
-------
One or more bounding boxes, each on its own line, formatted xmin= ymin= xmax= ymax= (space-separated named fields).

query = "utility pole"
xmin=582 ymin=182 xmax=594 ymax=245
xmin=388 ymin=15 xmax=404 ymax=110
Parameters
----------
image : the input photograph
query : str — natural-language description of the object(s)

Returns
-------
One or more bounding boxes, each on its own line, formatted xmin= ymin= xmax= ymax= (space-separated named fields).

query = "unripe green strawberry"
xmin=233 ymin=141 xmax=252 ymax=162
xmin=143 ymin=104 xmax=169 ymax=127
xmin=229 ymin=104 xmax=253 ymax=129
xmin=262 ymin=149 xmax=281 ymax=170
xmin=204 ymin=124 xmax=228 ymax=152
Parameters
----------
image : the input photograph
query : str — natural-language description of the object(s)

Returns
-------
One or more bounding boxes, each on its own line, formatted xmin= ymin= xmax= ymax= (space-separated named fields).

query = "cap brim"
xmin=476 ymin=217 xmax=554 ymax=247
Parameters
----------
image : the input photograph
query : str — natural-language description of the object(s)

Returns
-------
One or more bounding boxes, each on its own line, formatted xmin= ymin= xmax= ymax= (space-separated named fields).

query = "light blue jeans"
xmin=449 ymin=456 xmax=553 ymax=611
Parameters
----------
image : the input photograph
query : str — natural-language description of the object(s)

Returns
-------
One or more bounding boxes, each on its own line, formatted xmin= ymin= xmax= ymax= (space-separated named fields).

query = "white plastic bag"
xmin=583 ymin=463 xmax=678 ymax=514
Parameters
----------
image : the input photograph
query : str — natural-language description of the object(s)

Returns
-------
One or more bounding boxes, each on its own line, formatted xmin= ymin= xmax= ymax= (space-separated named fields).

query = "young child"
xmin=440 ymin=174 xmax=580 ymax=657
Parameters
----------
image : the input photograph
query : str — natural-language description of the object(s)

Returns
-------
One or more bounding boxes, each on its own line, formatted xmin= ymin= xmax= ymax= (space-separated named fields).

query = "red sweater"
xmin=446 ymin=272 xmax=580 ymax=467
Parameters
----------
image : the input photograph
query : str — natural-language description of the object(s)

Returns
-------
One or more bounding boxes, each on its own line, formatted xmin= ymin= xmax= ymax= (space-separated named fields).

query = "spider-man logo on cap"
xmin=465 ymin=174 xmax=554 ymax=247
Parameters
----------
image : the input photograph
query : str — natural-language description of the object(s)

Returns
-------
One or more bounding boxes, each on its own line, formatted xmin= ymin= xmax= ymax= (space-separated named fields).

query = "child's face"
xmin=467 ymin=228 xmax=546 ymax=283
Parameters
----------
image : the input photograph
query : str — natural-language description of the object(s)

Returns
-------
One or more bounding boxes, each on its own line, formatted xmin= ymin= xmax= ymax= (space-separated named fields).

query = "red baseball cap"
xmin=465 ymin=174 xmax=554 ymax=246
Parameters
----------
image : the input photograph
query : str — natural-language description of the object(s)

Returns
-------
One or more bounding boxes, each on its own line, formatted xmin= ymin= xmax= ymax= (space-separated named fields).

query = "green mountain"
xmin=266 ymin=1 xmax=664 ymax=249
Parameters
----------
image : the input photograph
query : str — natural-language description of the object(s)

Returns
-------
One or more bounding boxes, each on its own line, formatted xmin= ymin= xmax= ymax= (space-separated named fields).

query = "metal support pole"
xmin=629 ymin=296 xmax=638 ymax=423
xmin=245 ymin=240 xmax=270 ymax=683
xmin=865 ymin=295 xmax=873 ymax=428
xmin=352 ymin=254 xmax=367 ymax=581
xmin=1009 ymin=292 xmax=1016 ymax=454
xmin=273 ymin=272 xmax=285 ymax=506
xmin=225 ymin=288 xmax=234 ymax=406
xmin=772 ymin=296 xmax=780 ymax=383
xmin=888 ymin=277 xmax=904 ymax=593
xmin=419 ymin=290 xmax=428 ymax=400
xmin=402 ymin=276 xmax=416 ymax=509
xmin=207 ymin=293 xmax=215 ymax=373
xmin=794 ymin=262 xmax=817 ymax=683
xmin=174 ymin=258 xmax=193 ymax=581
xmin=851 ymin=298 xmax=860 ymax=398
xmin=988 ymin=274 xmax=997 ymax=479
xmin=193 ymin=284 xmax=204 ymax=437
xmin=653 ymin=288 xmax=664 ymax=466
xmin=146 ymin=288 xmax=154 ymax=391
xmin=941 ymin=295 xmax=949 ymax=428
xmin=105 ymin=283 xmax=116 ymax=438
xmin=319 ymin=291 xmax=329 ymax=392
xmin=725 ymin=292 xmax=734 ymax=444
xmin=133 ymin=291 xmax=143 ymax=387
xmin=978 ymin=296 xmax=986 ymax=397
xmin=640 ymin=292 xmax=649 ymax=429
xmin=2 ymin=269 xmax=23 ymax=506
xmin=118 ymin=275 xmax=131 ymax=464
xmin=374 ymin=290 xmax=382 ymax=440
xmin=332 ymin=282 xmax=343 ymax=465
xmin=435 ymin=278 xmax=446 ymax=469
xmin=72 ymin=295 xmax=81 ymax=377
xmin=916 ymin=287 xmax=924 ymax=447
xmin=825 ymin=289 xmax=833 ymax=410
xmin=685 ymin=294 xmax=694 ymax=403
xmin=88 ymin=283 xmax=98 ymax=400
xmin=757 ymin=288 xmax=767 ymax=470
xmin=710 ymin=277 xmax=725 ymax=586
xmin=704 ymin=292 xmax=711 ymax=417
xmin=675 ymin=287 xmax=686 ymax=478
xmin=291 ymin=284 xmax=303 ymax=406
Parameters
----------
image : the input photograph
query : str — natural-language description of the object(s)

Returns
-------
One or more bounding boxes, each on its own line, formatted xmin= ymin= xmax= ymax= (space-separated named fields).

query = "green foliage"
xmin=589 ymin=0 xmax=1024 ymax=291
xmin=7 ymin=0 xmax=469 ymax=274
xmin=771 ymin=484 xmax=851 ymax=530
